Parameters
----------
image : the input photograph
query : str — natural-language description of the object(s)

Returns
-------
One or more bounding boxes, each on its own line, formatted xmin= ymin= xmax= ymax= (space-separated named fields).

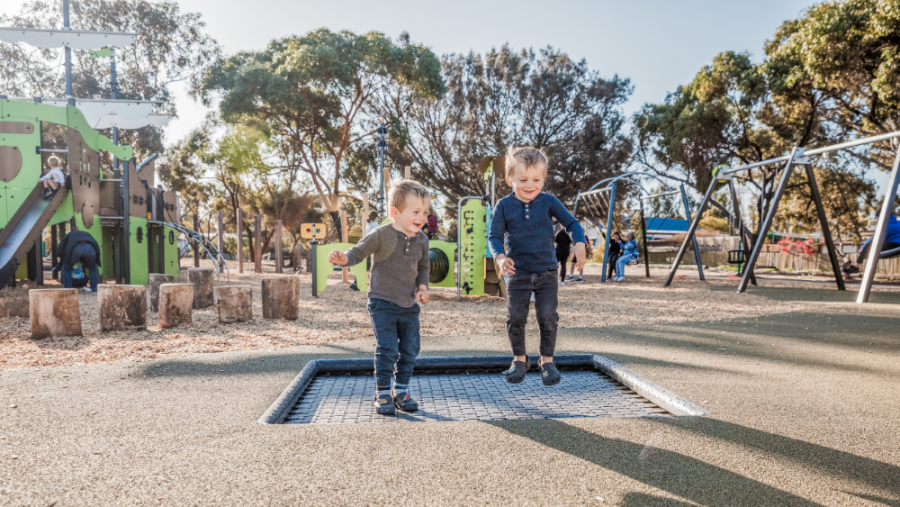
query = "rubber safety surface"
xmin=284 ymin=370 xmax=670 ymax=424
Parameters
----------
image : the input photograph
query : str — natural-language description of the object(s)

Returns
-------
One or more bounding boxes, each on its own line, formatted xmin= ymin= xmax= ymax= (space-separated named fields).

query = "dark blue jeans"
xmin=367 ymin=298 xmax=421 ymax=389
xmin=62 ymin=243 xmax=99 ymax=292
xmin=506 ymin=268 xmax=559 ymax=357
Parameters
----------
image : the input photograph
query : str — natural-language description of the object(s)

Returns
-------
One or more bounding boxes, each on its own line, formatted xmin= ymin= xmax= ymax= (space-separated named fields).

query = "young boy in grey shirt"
xmin=328 ymin=181 xmax=431 ymax=415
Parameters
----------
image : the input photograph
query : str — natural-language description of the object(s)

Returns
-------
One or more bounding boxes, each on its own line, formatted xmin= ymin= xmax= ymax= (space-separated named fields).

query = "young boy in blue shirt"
xmin=490 ymin=147 xmax=587 ymax=385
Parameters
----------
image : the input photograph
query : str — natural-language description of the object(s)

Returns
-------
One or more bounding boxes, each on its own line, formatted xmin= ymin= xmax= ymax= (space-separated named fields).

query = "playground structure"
xmin=308 ymin=156 xmax=505 ymax=300
xmin=0 ymin=99 xmax=182 ymax=290
xmin=664 ymin=131 xmax=900 ymax=303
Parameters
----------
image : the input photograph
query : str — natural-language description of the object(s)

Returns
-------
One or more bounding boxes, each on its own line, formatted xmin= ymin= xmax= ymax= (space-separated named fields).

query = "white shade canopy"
xmin=40 ymin=98 xmax=158 ymax=121
xmin=0 ymin=27 xmax=137 ymax=50
xmin=7 ymin=97 xmax=171 ymax=130
xmin=92 ymin=113 xmax=171 ymax=129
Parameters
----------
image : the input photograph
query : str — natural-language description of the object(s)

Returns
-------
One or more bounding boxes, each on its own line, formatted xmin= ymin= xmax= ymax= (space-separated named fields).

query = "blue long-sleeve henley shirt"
xmin=489 ymin=192 xmax=586 ymax=274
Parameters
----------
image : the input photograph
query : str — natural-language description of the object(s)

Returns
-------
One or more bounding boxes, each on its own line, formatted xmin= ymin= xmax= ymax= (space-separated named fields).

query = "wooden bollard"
xmin=98 ymin=285 xmax=147 ymax=332
xmin=261 ymin=277 xmax=300 ymax=320
xmin=148 ymin=273 xmax=175 ymax=312
xmin=188 ymin=268 xmax=215 ymax=309
xmin=29 ymin=289 xmax=82 ymax=339
xmin=158 ymin=283 xmax=194 ymax=329
xmin=0 ymin=297 xmax=29 ymax=318
xmin=214 ymin=285 xmax=252 ymax=323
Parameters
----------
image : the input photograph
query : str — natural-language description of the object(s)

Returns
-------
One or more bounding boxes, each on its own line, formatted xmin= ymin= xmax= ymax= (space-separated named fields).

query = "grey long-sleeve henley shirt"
xmin=343 ymin=224 xmax=430 ymax=308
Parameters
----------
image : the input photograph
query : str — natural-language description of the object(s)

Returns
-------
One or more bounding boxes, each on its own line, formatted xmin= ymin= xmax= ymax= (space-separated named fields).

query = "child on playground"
xmin=328 ymin=181 xmax=431 ymax=415
xmin=490 ymin=147 xmax=586 ymax=386
xmin=40 ymin=156 xmax=65 ymax=198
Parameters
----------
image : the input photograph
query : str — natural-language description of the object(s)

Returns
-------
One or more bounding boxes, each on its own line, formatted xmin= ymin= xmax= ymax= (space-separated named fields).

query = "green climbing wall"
xmin=459 ymin=199 xmax=486 ymax=296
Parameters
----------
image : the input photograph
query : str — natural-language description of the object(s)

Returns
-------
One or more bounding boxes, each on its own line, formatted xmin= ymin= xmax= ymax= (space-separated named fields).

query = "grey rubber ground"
xmin=1 ymin=285 xmax=899 ymax=506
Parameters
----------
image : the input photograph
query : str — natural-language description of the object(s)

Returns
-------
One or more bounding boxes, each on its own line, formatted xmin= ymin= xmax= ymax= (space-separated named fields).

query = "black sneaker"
xmin=539 ymin=360 xmax=561 ymax=386
xmin=502 ymin=357 xmax=531 ymax=384
xmin=41 ymin=188 xmax=52 ymax=198
xmin=576 ymin=277 xmax=584 ymax=283
xmin=349 ymin=282 xmax=360 ymax=291
xmin=392 ymin=391 xmax=418 ymax=412
xmin=843 ymin=264 xmax=859 ymax=275
xmin=373 ymin=393 xmax=395 ymax=415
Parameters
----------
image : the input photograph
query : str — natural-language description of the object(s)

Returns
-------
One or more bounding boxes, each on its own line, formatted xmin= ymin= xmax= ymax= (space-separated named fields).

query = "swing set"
xmin=573 ymin=174 xmax=705 ymax=282
xmin=664 ymin=130 xmax=900 ymax=303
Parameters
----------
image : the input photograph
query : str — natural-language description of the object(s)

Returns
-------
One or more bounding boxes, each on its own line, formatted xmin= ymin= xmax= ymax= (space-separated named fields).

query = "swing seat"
xmin=880 ymin=246 xmax=900 ymax=259
xmin=727 ymin=249 xmax=744 ymax=265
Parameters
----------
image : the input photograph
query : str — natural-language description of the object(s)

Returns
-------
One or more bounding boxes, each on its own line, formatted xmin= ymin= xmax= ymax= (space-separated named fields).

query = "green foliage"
xmin=200 ymin=28 xmax=443 ymax=218
xmin=375 ymin=45 xmax=633 ymax=206
xmin=635 ymin=2 xmax=900 ymax=240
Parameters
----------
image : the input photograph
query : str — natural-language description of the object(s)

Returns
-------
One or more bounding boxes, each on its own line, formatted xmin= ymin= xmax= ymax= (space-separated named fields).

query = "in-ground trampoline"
xmin=260 ymin=355 xmax=707 ymax=425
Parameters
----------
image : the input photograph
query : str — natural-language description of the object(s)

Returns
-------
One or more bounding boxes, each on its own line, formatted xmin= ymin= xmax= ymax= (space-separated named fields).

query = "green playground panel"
xmin=314 ymin=243 xmax=369 ymax=293
xmin=459 ymin=199 xmax=486 ymax=296
xmin=129 ymin=217 xmax=149 ymax=286
xmin=163 ymin=224 xmax=180 ymax=278
xmin=428 ymin=239 xmax=457 ymax=287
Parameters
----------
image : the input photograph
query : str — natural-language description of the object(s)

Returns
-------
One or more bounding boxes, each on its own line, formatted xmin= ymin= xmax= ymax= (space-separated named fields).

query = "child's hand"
xmin=573 ymin=243 xmax=586 ymax=271
xmin=416 ymin=285 xmax=430 ymax=305
xmin=496 ymin=255 xmax=516 ymax=277
xmin=328 ymin=250 xmax=348 ymax=266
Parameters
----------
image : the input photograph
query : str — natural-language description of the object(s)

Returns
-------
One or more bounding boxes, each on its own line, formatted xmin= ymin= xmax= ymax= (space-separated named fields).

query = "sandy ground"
xmin=0 ymin=263 xmax=813 ymax=370
xmin=0 ymin=286 xmax=897 ymax=506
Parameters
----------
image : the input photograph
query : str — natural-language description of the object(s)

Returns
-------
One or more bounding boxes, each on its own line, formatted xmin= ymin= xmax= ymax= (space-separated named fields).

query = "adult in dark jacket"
xmin=554 ymin=225 xmax=573 ymax=283
xmin=607 ymin=232 xmax=622 ymax=280
xmin=53 ymin=230 xmax=101 ymax=292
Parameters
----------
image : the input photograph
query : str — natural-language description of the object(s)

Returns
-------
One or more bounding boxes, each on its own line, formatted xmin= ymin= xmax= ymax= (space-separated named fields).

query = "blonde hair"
xmin=47 ymin=156 xmax=61 ymax=168
xmin=505 ymin=147 xmax=548 ymax=178
xmin=389 ymin=180 xmax=430 ymax=211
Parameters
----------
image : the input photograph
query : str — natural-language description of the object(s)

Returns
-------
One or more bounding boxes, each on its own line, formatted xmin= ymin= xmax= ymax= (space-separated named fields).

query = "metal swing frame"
xmin=664 ymin=130 xmax=900 ymax=303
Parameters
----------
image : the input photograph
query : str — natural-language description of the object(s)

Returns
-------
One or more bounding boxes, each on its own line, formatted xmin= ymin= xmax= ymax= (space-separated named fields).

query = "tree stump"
xmin=98 ymin=284 xmax=147 ymax=332
xmin=188 ymin=268 xmax=215 ymax=309
xmin=29 ymin=289 xmax=82 ymax=339
xmin=158 ymin=283 xmax=194 ymax=329
xmin=214 ymin=285 xmax=252 ymax=324
xmin=148 ymin=273 xmax=175 ymax=312
xmin=0 ymin=297 xmax=28 ymax=318
xmin=261 ymin=277 xmax=300 ymax=320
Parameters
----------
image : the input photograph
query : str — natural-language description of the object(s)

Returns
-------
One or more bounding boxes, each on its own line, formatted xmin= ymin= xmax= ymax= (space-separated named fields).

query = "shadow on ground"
xmin=490 ymin=416 xmax=900 ymax=506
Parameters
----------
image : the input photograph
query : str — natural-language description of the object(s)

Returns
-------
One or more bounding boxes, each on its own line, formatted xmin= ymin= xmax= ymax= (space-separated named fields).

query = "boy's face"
xmin=506 ymin=162 xmax=545 ymax=203
xmin=390 ymin=197 xmax=431 ymax=236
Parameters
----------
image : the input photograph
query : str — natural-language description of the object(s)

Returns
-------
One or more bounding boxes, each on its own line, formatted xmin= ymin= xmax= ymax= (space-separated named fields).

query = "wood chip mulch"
xmin=0 ymin=263 xmax=809 ymax=370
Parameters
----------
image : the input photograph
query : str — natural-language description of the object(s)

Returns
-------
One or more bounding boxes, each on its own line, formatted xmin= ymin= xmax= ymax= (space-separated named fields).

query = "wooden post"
xmin=0 ymin=297 xmax=29 ymax=318
xmin=188 ymin=267 xmax=215 ymax=309
xmin=254 ymin=214 xmax=262 ymax=274
xmin=148 ymin=273 xmax=175 ymax=312
xmin=404 ymin=165 xmax=411 ymax=180
xmin=384 ymin=167 xmax=391 ymax=195
xmin=236 ymin=208 xmax=244 ymax=274
xmin=261 ymin=277 xmax=300 ymax=320
xmin=98 ymin=284 xmax=147 ymax=332
xmin=275 ymin=220 xmax=283 ymax=274
xmin=363 ymin=192 xmax=370 ymax=223
xmin=192 ymin=214 xmax=200 ymax=268
xmin=214 ymin=285 xmax=252 ymax=323
xmin=29 ymin=289 xmax=82 ymax=339
xmin=158 ymin=283 xmax=194 ymax=329
xmin=217 ymin=210 xmax=225 ymax=274
xmin=340 ymin=210 xmax=349 ymax=283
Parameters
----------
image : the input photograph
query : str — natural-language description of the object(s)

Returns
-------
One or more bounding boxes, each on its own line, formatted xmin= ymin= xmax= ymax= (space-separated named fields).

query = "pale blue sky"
xmin=2 ymin=0 xmax=819 ymax=145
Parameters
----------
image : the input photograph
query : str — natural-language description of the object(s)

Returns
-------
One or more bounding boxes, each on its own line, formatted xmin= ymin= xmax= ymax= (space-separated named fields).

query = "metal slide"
xmin=0 ymin=185 xmax=69 ymax=290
